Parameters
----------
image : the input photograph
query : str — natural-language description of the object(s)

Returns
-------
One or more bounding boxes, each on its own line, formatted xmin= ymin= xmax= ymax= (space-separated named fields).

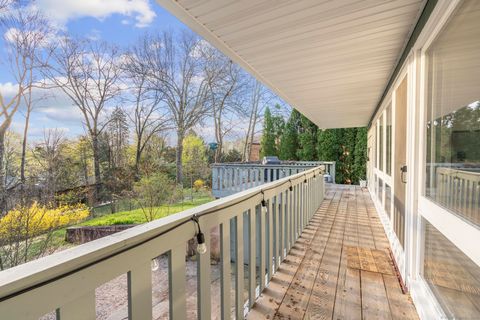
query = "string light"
xmin=192 ymin=215 xmax=207 ymax=255
xmin=261 ymin=191 xmax=268 ymax=214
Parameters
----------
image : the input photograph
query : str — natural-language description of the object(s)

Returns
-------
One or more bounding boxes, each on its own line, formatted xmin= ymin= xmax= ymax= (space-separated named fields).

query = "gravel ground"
xmin=41 ymin=255 xmax=251 ymax=320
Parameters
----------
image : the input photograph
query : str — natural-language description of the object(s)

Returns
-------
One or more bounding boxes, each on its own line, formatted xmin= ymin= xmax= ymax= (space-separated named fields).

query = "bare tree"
xmin=42 ymin=38 xmax=122 ymax=201
xmin=32 ymin=129 xmax=65 ymax=203
xmin=0 ymin=0 xmax=14 ymax=19
xmin=242 ymin=80 xmax=268 ymax=161
xmin=202 ymin=46 xmax=244 ymax=161
xmin=0 ymin=9 xmax=50 ymax=211
xmin=121 ymin=48 xmax=169 ymax=178
xmin=131 ymin=31 xmax=212 ymax=185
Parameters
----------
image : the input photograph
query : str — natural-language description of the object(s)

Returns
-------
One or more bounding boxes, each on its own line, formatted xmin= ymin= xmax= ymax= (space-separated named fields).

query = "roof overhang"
xmin=156 ymin=0 xmax=426 ymax=128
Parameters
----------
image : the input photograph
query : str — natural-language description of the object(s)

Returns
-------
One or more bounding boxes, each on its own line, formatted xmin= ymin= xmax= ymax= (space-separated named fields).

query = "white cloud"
xmin=33 ymin=0 xmax=156 ymax=28
xmin=0 ymin=82 xmax=19 ymax=98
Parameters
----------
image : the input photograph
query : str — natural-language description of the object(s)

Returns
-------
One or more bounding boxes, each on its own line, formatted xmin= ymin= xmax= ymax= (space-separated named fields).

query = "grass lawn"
xmin=27 ymin=194 xmax=214 ymax=258
xmin=81 ymin=195 xmax=213 ymax=226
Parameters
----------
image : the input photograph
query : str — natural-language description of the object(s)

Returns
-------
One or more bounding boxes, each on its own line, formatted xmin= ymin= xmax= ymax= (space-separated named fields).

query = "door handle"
xmin=400 ymin=165 xmax=407 ymax=183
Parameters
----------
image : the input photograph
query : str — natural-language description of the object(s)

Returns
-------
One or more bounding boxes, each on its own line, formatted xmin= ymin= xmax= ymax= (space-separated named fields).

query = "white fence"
xmin=0 ymin=166 xmax=325 ymax=320
xmin=435 ymin=167 xmax=480 ymax=225
xmin=212 ymin=161 xmax=335 ymax=198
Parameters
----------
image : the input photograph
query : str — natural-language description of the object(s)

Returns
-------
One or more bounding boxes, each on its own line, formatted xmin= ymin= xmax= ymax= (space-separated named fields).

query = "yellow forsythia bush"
xmin=0 ymin=202 xmax=90 ymax=238
xmin=193 ymin=179 xmax=205 ymax=191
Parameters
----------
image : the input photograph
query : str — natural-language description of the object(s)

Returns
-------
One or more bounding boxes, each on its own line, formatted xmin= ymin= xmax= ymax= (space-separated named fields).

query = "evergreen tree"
xmin=353 ymin=127 xmax=368 ymax=183
xmin=297 ymin=115 xmax=317 ymax=160
xmin=341 ymin=128 xmax=357 ymax=184
xmin=317 ymin=128 xmax=345 ymax=183
xmin=317 ymin=129 xmax=341 ymax=161
xmin=260 ymin=107 xmax=278 ymax=157
xmin=279 ymin=109 xmax=300 ymax=160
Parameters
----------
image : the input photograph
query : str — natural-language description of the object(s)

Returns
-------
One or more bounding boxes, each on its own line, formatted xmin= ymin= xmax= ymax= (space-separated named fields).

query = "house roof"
xmin=156 ymin=0 xmax=426 ymax=128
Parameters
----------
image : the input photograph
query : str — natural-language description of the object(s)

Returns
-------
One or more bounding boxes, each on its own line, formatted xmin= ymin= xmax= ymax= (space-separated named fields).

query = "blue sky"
xmin=0 ymin=0 xmax=286 ymax=145
xmin=0 ymin=0 xmax=193 ymax=142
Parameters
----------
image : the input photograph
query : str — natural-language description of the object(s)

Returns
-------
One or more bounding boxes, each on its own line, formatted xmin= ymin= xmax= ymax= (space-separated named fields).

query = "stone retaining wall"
xmin=65 ymin=224 xmax=221 ymax=261
xmin=65 ymin=225 xmax=138 ymax=244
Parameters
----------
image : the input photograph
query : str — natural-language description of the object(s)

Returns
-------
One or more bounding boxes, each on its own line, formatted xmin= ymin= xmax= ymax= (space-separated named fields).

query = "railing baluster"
xmin=260 ymin=202 xmax=266 ymax=292
xmin=293 ymin=185 xmax=297 ymax=241
xmin=268 ymin=199 xmax=274 ymax=281
xmin=275 ymin=195 xmax=280 ymax=271
xmin=169 ymin=246 xmax=186 ymax=320
xmin=128 ymin=262 xmax=153 ymax=319
xmin=58 ymin=291 xmax=96 ymax=320
xmin=198 ymin=229 xmax=211 ymax=320
xmin=286 ymin=189 xmax=290 ymax=252
xmin=282 ymin=191 xmax=285 ymax=260
xmin=235 ymin=214 xmax=244 ymax=319
xmin=220 ymin=222 xmax=231 ymax=320
xmin=248 ymin=207 xmax=257 ymax=309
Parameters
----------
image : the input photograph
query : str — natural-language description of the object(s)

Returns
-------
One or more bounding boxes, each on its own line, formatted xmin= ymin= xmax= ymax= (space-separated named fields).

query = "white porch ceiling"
xmin=156 ymin=0 xmax=425 ymax=128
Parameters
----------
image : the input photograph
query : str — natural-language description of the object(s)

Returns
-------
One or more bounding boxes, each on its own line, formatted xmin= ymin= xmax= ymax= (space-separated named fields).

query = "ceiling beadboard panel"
xmin=156 ymin=0 xmax=424 ymax=128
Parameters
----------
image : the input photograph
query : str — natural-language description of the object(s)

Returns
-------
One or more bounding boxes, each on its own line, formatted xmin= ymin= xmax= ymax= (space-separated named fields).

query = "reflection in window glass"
xmin=378 ymin=178 xmax=383 ymax=204
xmin=386 ymin=104 xmax=392 ymax=176
xmin=423 ymin=219 xmax=480 ymax=318
xmin=379 ymin=118 xmax=384 ymax=172
xmin=425 ymin=0 xmax=480 ymax=226
xmin=384 ymin=184 xmax=391 ymax=217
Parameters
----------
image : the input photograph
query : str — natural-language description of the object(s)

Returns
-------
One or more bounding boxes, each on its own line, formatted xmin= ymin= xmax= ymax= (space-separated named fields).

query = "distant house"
xmin=248 ymin=142 xmax=261 ymax=162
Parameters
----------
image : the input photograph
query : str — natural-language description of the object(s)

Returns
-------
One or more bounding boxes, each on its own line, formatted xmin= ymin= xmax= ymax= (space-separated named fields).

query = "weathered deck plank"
xmin=246 ymin=185 xmax=419 ymax=320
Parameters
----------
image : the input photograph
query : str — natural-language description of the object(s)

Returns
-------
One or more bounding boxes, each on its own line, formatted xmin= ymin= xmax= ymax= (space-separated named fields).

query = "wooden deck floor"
xmin=247 ymin=184 xmax=419 ymax=320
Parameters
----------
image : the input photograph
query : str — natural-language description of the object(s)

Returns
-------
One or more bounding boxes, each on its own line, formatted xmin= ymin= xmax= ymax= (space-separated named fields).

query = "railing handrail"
xmin=0 ymin=166 xmax=324 ymax=319
xmin=436 ymin=167 xmax=480 ymax=178
xmin=211 ymin=161 xmax=334 ymax=168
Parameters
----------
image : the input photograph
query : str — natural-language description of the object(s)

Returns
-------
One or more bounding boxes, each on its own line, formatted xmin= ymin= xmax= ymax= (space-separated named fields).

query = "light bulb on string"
xmin=192 ymin=215 xmax=207 ymax=255
xmin=196 ymin=232 xmax=207 ymax=255
xmin=261 ymin=199 xmax=267 ymax=214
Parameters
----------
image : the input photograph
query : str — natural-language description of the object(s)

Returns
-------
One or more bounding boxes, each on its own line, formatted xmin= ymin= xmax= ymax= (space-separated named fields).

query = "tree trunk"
xmin=176 ymin=129 xmax=184 ymax=186
xmin=91 ymin=134 xmax=102 ymax=203
xmin=134 ymin=137 xmax=142 ymax=179
xmin=20 ymin=109 xmax=31 ymax=204
xmin=0 ymin=129 xmax=6 ymax=213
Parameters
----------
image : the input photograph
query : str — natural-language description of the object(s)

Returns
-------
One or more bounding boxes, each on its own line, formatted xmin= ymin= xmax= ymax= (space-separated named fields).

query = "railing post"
xmin=279 ymin=191 xmax=285 ymax=261
xmin=260 ymin=202 xmax=266 ymax=292
xmin=128 ymin=262 xmax=153 ymax=320
xmin=248 ymin=206 xmax=257 ymax=309
xmin=268 ymin=199 xmax=274 ymax=281
xmin=169 ymin=246 xmax=186 ymax=320
xmin=219 ymin=167 xmax=224 ymax=193
xmin=274 ymin=195 xmax=280 ymax=271
xmin=197 ymin=228 xmax=211 ymax=319
xmin=332 ymin=162 xmax=336 ymax=184
xmin=220 ymin=222 xmax=231 ymax=320
xmin=235 ymin=213 xmax=244 ymax=319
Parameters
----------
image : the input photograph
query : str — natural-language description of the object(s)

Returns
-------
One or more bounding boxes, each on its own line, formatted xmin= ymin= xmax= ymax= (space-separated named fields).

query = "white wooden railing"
xmin=0 ymin=166 xmax=325 ymax=320
xmin=435 ymin=167 xmax=480 ymax=225
xmin=212 ymin=161 xmax=335 ymax=198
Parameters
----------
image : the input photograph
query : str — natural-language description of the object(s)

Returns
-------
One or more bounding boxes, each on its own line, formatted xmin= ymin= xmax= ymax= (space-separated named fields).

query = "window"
xmin=384 ymin=184 xmax=391 ymax=217
xmin=423 ymin=219 xmax=480 ymax=318
xmin=425 ymin=0 xmax=480 ymax=227
xmin=386 ymin=104 xmax=392 ymax=175
xmin=378 ymin=178 xmax=383 ymax=203
xmin=379 ymin=117 xmax=384 ymax=171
